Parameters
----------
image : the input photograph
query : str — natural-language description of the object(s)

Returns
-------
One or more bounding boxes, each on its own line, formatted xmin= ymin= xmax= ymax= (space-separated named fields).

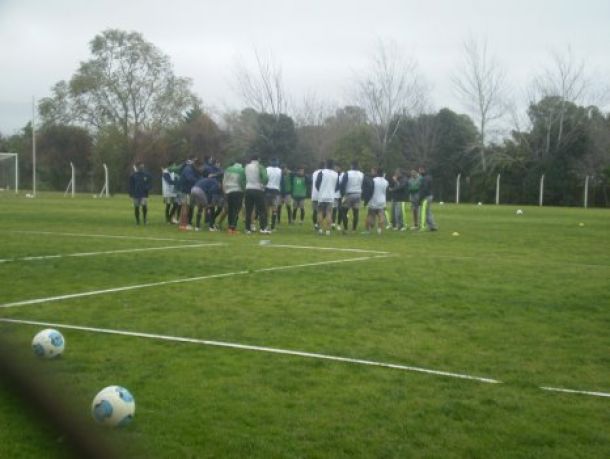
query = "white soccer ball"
xmin=32 ymin=329 xmax=65 ymax=359
xmin=477 ymin=202 xmax=483 ymax=206
xmin=439 ymin=201 xmax=445 ymax=205
xmin=91 ymin=386 xmax=135 ymax=427
xmin=516 ymin=209 xmax=523 ymax=215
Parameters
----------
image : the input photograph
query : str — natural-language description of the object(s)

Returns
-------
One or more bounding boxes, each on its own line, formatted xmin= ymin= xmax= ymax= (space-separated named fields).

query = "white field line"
xmin=402 ymin=253 xmax=610 ymax=269
xmin=540 ymin=386 xmax=610 ymax=398
xmin=0 ymin=243 xmax=223 ymax=264
xmin=0 ymin=318 xmax=500 ymax=384
xmin=263 ymin=244 xmax=389 ymax=255
xmin=5 ymin=230 xmax=201 ymax=243
xmin=2 ymin=319 xmax=607 ymax=398
xmin=0 ymin=255 xmax=391 ymax=308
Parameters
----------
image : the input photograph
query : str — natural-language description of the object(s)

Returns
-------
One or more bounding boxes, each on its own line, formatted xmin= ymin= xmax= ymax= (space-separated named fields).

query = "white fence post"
xmin=99 ymin=163 xmax=110 ymax=198
xmin=32 ymin=96 xmax=36 ymax=197
xmin=15 ymin=154 xmax=18 ymax=194
xmin=456 ymin=173 xmax=461 ymax=204
xmin=104 ymin=163 xmax=109 ymax=197
xmin=539 ymin=174 xmax=545 ymax=207
xmin=495 ymin=173 xmax=500 ymax=205
xmin=64 ymin=162 xmax=75 ymax=197
xmin=584 ymin=175 xmax=589 ymax=208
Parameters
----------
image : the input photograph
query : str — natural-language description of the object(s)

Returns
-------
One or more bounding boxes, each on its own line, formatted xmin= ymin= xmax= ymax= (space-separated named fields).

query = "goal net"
xmin=0 ymin=153 xmax=18 ymax=193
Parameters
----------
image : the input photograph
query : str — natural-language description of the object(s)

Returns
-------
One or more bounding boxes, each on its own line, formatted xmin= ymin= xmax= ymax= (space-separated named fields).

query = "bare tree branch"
xmin=452 ymin=36 xmax=506 ymax=172
xmin=354 ymin=39 xmax=425 ymax=164
xmin=233 ymin=48 xmax=288 ymax=118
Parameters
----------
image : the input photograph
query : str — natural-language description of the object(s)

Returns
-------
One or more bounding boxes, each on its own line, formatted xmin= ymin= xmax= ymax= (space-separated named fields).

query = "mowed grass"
xmin=0 ymin=192 xmax=609 ymax=458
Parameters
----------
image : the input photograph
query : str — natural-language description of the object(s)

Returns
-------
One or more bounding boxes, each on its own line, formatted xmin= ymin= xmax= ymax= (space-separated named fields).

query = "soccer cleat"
xmin=260 ymin=228 xmax=272 ymax=235
xmin=400 ymin=227 xmax=407 ymax=232
xmin=208 ymin=226 xmax=218 ymax=232
xmin=185 ymin=225 xmax=193 ymax=231
xmin=377 ymin=228 xmax=382 ymax=235
xmin=171 ymin=218 xmax=179 ymax=225
xmin=194 ymin=227 xmax=201 ymax=232
xmin=385 ymin=224 xmax=392 ymax=230
xmin=325 ymin=230 xmax=331 ymax=236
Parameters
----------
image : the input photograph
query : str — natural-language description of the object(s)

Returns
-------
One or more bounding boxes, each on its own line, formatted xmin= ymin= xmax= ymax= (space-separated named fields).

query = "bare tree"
xmin=293 ymin=90 xmax=335 ymax=127
xmin=453 ymin=37 xmax=506 ymax=171
xmin=529 ymin=47 xmax=589 ymax=157
xmin=233 ymin=48 xmax=288 ymax=117
xmin=355 ymin=40 xmax=424 ymax=165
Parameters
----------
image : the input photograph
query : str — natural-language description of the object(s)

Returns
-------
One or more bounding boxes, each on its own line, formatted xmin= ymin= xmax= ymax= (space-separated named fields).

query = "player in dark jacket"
xmin=389 ymin=168 xmax=409 ymax=231
xmin=177 ymin=158 xmax=200 ymax=229
xmin=128 ymin=162 xmax=152 ymax=225
xmin=191 ymin=177 xmax=221 ymax=231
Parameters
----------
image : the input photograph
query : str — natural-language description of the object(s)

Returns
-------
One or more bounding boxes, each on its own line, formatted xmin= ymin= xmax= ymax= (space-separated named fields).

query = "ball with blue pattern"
xmin=91 ymin=386 xmax=135 ymax=427
xmin=31 ymin=329 xmax=65 ymax=359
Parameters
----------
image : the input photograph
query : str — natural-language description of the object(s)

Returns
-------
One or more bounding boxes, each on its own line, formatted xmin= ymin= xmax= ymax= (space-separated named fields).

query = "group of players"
xmin=128 ymin=155 xmax=438 ymax=235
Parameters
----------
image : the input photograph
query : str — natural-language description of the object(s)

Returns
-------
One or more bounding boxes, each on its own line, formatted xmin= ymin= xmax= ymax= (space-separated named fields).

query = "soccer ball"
xmin=91 ymin=386 xmax=135 ymax=427
xmin=439 ymin=201 xmax=445 ymax=205
xmin=32 ymin=329 xmax=65 ymax=359
xmin=477 ymin=202 xmax=483 ymax=206
xmin=516 ymin=209 xmax=523 ymax=215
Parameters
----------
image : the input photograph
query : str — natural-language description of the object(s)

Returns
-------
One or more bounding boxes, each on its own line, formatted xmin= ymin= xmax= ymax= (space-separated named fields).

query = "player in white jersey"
xmin=310 ymin=161 xmax=324 ymax=229
xmin=332 ymin=166 xmax=343 ymax=229
xmin=364 ymin=167 xmax=389 ymax=235
xmin=265 ymin=158 xmax=282 ymax=230
xmin=340 ymin=161 xmax=364 ymax=232
xmin=314 ymin=159 xmax=339 ymax=235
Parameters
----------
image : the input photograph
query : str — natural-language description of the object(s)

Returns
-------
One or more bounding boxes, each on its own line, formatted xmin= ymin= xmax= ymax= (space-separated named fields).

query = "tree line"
xmin=0 ymin=29 xmax=608 ymax=206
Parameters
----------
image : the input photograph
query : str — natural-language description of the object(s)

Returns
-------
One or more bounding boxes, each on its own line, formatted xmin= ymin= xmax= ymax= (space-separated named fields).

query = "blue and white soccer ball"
xmin=32 ymin=329 xmax=65 ymax=359
xmin=91 ymin=386 xmax=135 ymax=427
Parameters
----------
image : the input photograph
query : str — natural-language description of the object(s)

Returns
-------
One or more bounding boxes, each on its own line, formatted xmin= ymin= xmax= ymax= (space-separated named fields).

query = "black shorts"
xmin=317 ymin=201 xmax=333 ymax=214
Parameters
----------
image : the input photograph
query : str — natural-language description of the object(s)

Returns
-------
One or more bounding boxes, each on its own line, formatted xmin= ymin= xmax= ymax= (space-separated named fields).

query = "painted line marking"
xmin=540 ymin=386 xmax=610 ymax=398
xmin=5 ymin=230 xmax=202 ymax=243
xmin=0 ymin=318 xmax=500 ymax=384
xmin=2 ymin=318 xmax=607 ymax=398
xmin=263 ymin=243 xmax=390 ymax=255
xmin=402 ymin=253 xmax=610 ymax=269
xmin=0 ymin=255 xmax=391 ymax=308
xmin=0 ymin=243 xmax=223 ymax=264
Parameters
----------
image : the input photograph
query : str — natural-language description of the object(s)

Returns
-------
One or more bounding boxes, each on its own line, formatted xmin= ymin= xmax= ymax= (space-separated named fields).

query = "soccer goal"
xmin=0 ymin=153 xmax=18 ymax=194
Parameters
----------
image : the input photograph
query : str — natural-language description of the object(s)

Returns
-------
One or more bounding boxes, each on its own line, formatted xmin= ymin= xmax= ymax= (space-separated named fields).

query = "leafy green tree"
xmin=251 ymin=113 xmax=298 ymax=164
xmin=332 ymin=125 xmax=376 ymax=171
xmin=37 ymin=125 xmax=93 ymax=191
xmin=39 ymin=29 xmax=199 ymax=165
xmin=166 ymin=108 xmax=225 ymax=162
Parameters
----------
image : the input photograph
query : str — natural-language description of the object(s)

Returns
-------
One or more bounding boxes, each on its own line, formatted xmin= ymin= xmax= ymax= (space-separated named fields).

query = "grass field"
xmin=0 ymin=192 xmax=609 ymax=458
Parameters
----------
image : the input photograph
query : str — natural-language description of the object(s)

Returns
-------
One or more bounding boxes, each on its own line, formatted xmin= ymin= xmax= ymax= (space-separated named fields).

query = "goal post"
xmin=0 ymin=153 xmax=19 ymax=194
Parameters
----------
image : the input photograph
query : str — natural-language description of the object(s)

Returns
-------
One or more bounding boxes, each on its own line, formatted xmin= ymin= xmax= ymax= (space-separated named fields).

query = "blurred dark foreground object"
xmin=0 ymin=338 xmax=122 ymax=459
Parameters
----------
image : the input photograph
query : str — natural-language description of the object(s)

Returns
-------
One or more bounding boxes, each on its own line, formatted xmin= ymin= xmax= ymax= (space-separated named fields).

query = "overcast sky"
xmin=0 ymin=0 xmax=608 ymax=135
